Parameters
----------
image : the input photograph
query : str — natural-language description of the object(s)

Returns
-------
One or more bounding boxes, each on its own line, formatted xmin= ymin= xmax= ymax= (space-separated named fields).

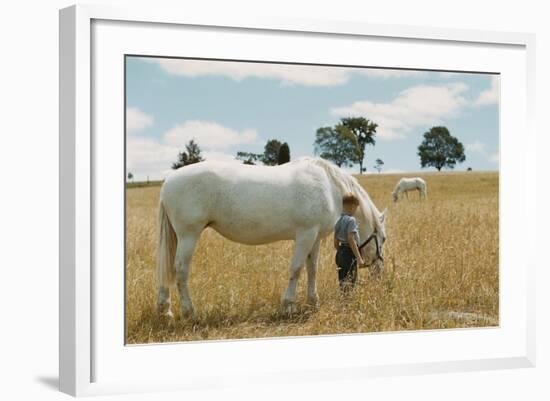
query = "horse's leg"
xmin=174 ymin=233 xmax=200 ymax=318
xmin=305 ymin=238 xmax=321 ymax=306
xmin=282 ymin=228 xmax=318 ymax=314
xmin=405 ymin=191 xmax=409 ymax=200
xmin=157 ymin=286 xmax=172 ymax=318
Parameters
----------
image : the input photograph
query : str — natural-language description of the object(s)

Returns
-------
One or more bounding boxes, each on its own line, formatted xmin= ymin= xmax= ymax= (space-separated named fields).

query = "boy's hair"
xmin=342 ymin=193 xmax=360 ymax=206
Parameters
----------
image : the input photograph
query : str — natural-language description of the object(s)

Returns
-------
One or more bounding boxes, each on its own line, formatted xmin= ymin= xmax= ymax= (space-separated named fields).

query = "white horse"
xmin=391 ymin=177 xmax=427 ymax=202
xmin=156 ymin=157 xmax=387 ymax=318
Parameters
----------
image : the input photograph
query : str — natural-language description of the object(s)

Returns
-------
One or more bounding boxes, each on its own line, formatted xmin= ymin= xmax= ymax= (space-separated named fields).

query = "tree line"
xmin=168 ymin=139 xmax=291 ymax=171
xmin=235 ymin=139 xmax=290 ymax=166
xmin=313 ymin=118 xmax=465 ymax=173
xmin=127 ymin=117 xmax=467 ymax=180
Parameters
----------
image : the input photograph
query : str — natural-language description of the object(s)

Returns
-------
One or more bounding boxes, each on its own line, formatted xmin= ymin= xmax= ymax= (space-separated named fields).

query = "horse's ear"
xmin=380 ymin=208 xmax=388 ymax=224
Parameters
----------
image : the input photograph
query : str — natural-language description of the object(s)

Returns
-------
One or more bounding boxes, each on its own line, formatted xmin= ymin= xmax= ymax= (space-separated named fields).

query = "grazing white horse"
xmin=392 ymin=177 xmax=427 ymax=202
xmin=156 ymin=157 xmax=387 ymax=318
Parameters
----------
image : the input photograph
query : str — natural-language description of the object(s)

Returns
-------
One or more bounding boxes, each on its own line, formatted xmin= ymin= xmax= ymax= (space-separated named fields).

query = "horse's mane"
xmin=292 ymin=157 xmax=382 ymax=230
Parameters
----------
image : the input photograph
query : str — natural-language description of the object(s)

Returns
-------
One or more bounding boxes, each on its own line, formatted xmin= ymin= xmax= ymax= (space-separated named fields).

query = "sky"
xmin=126 ymin=56 xmax=499 ymax=181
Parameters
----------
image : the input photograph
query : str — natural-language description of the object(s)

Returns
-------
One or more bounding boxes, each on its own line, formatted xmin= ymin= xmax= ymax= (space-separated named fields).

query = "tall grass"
xmin=125 ymin=171 xmax=498 ymax=344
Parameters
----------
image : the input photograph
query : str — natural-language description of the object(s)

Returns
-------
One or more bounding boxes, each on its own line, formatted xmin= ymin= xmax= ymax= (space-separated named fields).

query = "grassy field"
xmin=125 ymin=171 xmax=499 ymax=344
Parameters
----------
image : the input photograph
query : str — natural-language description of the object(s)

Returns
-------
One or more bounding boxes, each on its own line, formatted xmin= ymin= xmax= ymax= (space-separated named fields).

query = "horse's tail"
xmin=156 ymin=201 xmax=177 ymax=289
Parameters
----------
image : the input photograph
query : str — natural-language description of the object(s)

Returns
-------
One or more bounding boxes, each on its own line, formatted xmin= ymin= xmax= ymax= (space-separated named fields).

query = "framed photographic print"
xmin=59 ymin=4 xmax=536 ymax=397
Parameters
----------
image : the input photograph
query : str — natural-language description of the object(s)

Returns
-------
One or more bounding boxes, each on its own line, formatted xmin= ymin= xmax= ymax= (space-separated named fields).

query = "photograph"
xmin=124 ymin=56 xmax=500 ymax=344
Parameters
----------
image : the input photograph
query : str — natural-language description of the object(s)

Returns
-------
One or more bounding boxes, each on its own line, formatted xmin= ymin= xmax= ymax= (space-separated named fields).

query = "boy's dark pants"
xmin=335 ymin=245 xmax=357 ymax=290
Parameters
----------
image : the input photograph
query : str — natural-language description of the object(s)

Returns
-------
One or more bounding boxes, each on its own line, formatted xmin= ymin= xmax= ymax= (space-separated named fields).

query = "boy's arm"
xmin=333 ymin=233 xmax=339 ymax=250
xmin=347 ymin=232 xmax=365 ymax=266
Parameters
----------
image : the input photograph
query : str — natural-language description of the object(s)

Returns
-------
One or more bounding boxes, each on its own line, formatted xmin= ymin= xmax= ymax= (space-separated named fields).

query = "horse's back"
xmin=398 ymin=177 xmax=425 ymax=186
xmin=159 ymin=161 xmax=337 ymax=243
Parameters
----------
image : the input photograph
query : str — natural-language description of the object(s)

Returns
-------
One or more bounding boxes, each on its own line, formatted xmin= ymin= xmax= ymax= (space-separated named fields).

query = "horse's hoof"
xmin=181 ymin=307 xmax=196 ymax=319
xmin=282 ymin=300 xmax=298 ymax=316
xmin=157 ymin=302 xmax=173 ymax=320
xmin=158 ymin=309 xmax=174 ymax=321
xmin=286 ymin=304 xmax=298 ymax=316
xmin=306 ymin=295 xmax=319 ymax=308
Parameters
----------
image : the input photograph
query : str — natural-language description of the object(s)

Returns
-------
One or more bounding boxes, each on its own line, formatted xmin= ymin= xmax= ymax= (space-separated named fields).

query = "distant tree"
xmin=417 ymin=126 xmax=465 ymax=171
xmin=374 ymin=158 xmax=384 ymax=173
xmin=172 ymin=151 xmax=188 ymax=169
xmin=314 ymin=126 xmax=358 ymax=168
xmin=172 ymin=139 xmax=204 ymax=169
xmin=185 ymin=139 xmax=204 ymax=164
xmin=467 ymin=167 xmax=472 ymax=171
xmin=277 ymin=142 xmax=290 ymax=164
xmin=236 ymin=139 xmax=283 ymax=166
xmin=127 ymin=172 xmax=133 ymax=182
xmin=262 ymin=139 xmax=282 ymax=166
xmin=236 ymin=151 xmax=262 ymax=165
xmin=336 ymin=117 xmax=378 ymax=174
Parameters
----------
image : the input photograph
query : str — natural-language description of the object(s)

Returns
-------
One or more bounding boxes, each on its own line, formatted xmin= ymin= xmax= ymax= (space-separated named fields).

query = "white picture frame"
xmin=59 ymin=4 xmax=536 ymax=397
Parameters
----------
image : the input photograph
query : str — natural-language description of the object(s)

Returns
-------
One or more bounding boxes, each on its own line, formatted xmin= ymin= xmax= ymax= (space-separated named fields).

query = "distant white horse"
xmin=392 ymin=177 xmax=427 ymax=202
xmin=156 ymin=157 xmax=387 ymax=318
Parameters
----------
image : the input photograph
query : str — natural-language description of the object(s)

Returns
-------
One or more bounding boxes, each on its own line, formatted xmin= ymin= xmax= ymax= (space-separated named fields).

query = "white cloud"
xmin=126 ymin=107 xmax=153 ymax=134
xmin=164 ymin=120 xmax=258 ymax=149
xmin=475 ymin=76 xmax=499 ymax=106
xmin=154 ymin=59 xmax=349 ymax=87
xmin=126 ymin=120 xmax=259 ymax=181
xmin=466 ymin=140 xmax=486 ymax=153
xmin=357 ymin=69 xmax=427 ymax=79
xmin=465 ymin=141 xmax=499 ymax=165
xmin=330 ymin=83 xmax=469 ymax=140
xmin=126 ymin=136 xmax=176 ymax=180
xmin=150 ymin=58 xmax=427 ymax=87
xmin=201 ymin=151 xmax=243 ymax=165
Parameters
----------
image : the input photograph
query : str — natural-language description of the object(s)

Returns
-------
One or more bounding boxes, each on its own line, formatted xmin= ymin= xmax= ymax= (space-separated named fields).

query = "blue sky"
xmin=126 ymin=56 xmax=499 ymax=181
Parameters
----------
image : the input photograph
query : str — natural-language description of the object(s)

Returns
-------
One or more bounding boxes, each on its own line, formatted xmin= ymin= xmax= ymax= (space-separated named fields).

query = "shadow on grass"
xmin=126 ymin=302 xmax=320 ymax=343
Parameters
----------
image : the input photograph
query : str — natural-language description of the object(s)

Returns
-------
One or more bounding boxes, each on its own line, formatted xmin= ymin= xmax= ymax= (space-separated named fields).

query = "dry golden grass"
xmin=125 ymin=171 xmax=498 ymax=344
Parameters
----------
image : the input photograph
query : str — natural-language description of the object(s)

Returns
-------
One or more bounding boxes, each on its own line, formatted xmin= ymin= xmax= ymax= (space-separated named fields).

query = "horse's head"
xmin=358 ymin=207 xmax=387 ymax=274
xmin=392 ymin=191 xmax=398 ymax=202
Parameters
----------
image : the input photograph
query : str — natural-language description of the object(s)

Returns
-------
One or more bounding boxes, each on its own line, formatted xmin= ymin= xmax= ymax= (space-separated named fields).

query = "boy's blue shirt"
xmin=334 ymin=212 xmax=360 ymax=246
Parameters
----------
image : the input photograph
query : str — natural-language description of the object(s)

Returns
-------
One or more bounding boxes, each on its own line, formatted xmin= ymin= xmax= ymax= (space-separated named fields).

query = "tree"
xmin=236 ymin=151 xmax=262 ymax=165
xmin=127 ymin=172 xmax=133 ymax=182
xmin=417 ymin=126 xmax=465 ymax=171
xmin=374 ymin=158 xmax=384 ymax=173
xmin=236 ymin=139 xmax=283 ymax=166
xmin=262 ymin=139 xmax=282 ymax=166
xmin=172 ymin=151 xmax=188 ymax=169
xmin=277 ymin=142 xmax=290 ymax=164
xmin=313 ymin=126 xmax=358 ymax=168
xmin=172 ymin=139 xmax=204 ymax=169
xmin=336 ymin=117 xmax=377 ymax=174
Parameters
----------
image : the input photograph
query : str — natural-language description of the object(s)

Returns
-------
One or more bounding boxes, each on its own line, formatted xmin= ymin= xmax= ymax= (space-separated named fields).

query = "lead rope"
xmin=356 ymin=232 xmax=383 ymax=268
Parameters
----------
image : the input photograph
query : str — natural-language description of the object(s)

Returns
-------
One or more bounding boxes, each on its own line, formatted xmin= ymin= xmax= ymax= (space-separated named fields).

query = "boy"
xmin=334 ymin=193 xmax=365 ymax=291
